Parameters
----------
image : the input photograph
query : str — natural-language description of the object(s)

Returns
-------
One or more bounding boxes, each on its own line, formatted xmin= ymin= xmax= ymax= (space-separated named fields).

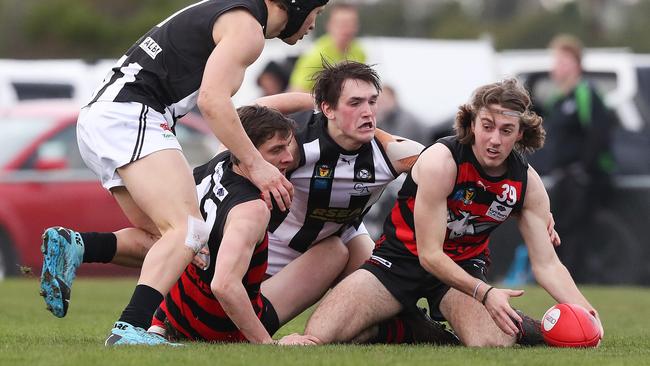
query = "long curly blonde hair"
xmin=454 ymin=78 xmax=545 ymax=153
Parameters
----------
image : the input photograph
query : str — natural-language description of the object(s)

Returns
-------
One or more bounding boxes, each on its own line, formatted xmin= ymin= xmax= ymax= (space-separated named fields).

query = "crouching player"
xmin=292 ymin=79 xmax=603 ymax=346
xmin=103 ymin=105 xmax=317 ymax=345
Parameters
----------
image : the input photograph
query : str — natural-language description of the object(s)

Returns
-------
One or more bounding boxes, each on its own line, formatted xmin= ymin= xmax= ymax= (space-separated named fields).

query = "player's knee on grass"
xmin=440 ymin=288 xmax=515 ymax=347
xmin=305 ymin=269 xmax=401 ymax=344
xmin=304 ymin=275 xmax=365 ymax=342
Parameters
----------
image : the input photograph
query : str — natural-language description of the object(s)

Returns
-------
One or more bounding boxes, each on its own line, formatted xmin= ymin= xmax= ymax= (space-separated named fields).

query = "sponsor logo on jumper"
xmin=308 ymin=207 xmax=363 ymax=223
xmin=140 ymin=37 xmax=163 ymax=59
xmin=477 ymin=180 xmax=487 ymax=191
xmin=160 ymin=122 xmax=174 ymax=139
xmin=353 ymin=182 xmax=370 ymax=195
xmin=485 ymin=201 xmax=512 ymax=221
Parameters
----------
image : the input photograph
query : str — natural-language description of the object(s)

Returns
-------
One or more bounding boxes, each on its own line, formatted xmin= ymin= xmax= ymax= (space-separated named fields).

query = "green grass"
xmin=1 ymin=278 xmax=649 ymax=366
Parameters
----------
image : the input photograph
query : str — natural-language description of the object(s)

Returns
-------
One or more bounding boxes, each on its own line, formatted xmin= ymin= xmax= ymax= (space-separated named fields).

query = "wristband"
xmin=472 ymin=281 xmax=482 ymax=299
xmin=481 ymin=286 xmax=495 ymax=305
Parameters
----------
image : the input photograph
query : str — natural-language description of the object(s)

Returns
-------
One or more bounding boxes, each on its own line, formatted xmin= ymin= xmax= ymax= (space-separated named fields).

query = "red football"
xmin=541 ymin=303 xmax=602 ymax=347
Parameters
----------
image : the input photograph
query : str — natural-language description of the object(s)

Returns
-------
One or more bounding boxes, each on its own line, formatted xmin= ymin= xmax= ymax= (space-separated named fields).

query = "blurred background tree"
xmin=0 ymin=0 xmax=649 ymax=59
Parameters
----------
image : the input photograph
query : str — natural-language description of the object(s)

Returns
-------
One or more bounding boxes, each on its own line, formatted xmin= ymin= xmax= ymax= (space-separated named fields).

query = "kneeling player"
xmin=292 ymin=78 xmax=603 ymax=346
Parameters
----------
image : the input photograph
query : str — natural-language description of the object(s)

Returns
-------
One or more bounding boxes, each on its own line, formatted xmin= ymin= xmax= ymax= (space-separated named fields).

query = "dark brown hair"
xmin=312 ymin=60 xmax=381 ymax=111
xmin=231 ymin=105 xmax=296 ymax=165
xmin=454 ymin=78 xmax=545 ymax=153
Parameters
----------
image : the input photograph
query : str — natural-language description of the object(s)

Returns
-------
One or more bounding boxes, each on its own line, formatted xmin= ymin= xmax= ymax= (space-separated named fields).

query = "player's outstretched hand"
xmin=277 ymin=333 xmax=321 ymax=345
xmin=483 ymin=287 xmax=524 ymax=337
xmin=243 ymin=159 xmax=293 ymax=211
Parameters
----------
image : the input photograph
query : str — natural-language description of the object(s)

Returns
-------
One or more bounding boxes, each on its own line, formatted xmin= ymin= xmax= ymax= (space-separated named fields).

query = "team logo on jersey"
xmin=316 ymin=164 xmax=332 ymax=178
xmin=139 ymin=36 xmax=163 ymax=60
xmin=485 ymin=201 xmax=512 ymax=221
xmin=356 ymin=168 xmax=372 ymax=181
xmin=447 ymin=209 xmax=494 ymax=239
xmin=453 ymin=188 xmax=476 ymax=205
xmin=463 ymin=188 xmax=476 ymax=205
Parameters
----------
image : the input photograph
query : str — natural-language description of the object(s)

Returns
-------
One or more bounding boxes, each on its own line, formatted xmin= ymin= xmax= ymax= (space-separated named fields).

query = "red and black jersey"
xmin=377 ymin=136 xmax=528 ymax=263
xmin=159 ymin=151 xmax=267 ymax=342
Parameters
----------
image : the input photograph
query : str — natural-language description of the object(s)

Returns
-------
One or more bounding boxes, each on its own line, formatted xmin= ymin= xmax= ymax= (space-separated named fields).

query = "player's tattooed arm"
xmin=375 ymin=128 xmax=424 ymax=174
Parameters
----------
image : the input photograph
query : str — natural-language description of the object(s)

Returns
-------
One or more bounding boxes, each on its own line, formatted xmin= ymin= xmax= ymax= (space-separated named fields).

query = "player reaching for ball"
xmin=541 ymin=303 xmax=602 ymax=347
xmin=292 ymin=78 xmax=603 ymax=347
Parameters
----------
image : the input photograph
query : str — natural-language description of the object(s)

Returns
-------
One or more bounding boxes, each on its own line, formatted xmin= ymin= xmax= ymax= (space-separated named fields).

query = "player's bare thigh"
xmin=116 ymin=149 xmax=202 ymax=231
xmin=262 ymin=235 xmax=349 ymax=325
xmin=116 ymin=149 xmax=203 ymax=289
xmin=439 ymin=288 xmax=515 ymax=347
xmin=340 ymin=234 xmax=374 ymax=278
xmin=305 ymin=268 xmax=402 ymax=343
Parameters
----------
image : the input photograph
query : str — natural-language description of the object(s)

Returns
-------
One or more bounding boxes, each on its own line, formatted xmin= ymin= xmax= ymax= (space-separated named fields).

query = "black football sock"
xmin=372 ymin=317 xmax=413 ymax=344
xmin=117 ymin=284 xmax=163 ymax=329
xmin=80 ymin=232 xmax=117 ymax=263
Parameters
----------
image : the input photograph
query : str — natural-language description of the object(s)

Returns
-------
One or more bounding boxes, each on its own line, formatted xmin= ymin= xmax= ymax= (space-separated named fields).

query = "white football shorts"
xmin=266 ymin=222 xmax=369 ymax=276
xmin=77 ymin=101 xmax=182 ymax=190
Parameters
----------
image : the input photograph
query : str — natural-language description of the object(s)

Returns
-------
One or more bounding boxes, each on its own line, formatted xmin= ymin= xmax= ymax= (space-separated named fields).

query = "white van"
xmin=0 ymin=59 xmax=95 ymax=108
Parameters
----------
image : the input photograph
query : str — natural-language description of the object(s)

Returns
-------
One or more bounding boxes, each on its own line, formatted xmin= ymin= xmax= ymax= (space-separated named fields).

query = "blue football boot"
xmin=39 ymin=227 xmax=84 ymax=318
xmin=105 ymin=321 xmax=182 ymax=346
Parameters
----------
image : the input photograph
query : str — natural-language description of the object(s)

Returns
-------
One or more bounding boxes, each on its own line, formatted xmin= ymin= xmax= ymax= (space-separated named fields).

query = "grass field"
xmin=1 ymin=278 xmax=649 ymax=366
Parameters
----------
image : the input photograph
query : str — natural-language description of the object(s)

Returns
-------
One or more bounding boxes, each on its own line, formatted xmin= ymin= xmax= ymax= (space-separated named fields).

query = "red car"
xmin=0 ymin=101 xmax=219 ymax=278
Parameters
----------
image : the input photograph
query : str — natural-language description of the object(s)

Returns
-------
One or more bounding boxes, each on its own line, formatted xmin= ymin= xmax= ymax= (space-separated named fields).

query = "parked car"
xmin=0 ymin=101 xmax=219 ymax=278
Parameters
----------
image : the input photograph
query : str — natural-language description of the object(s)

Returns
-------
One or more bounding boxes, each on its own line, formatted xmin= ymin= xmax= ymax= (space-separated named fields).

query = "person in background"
xmin=525 ymin=34 xmax=615 ymax=283
xmin=376 ymin=84 xmax=429 ymax=145
xmin=256 ymin=60 xmax=293 ymax=96
xmin=289 ymin=2 xmax=365 ymax=92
